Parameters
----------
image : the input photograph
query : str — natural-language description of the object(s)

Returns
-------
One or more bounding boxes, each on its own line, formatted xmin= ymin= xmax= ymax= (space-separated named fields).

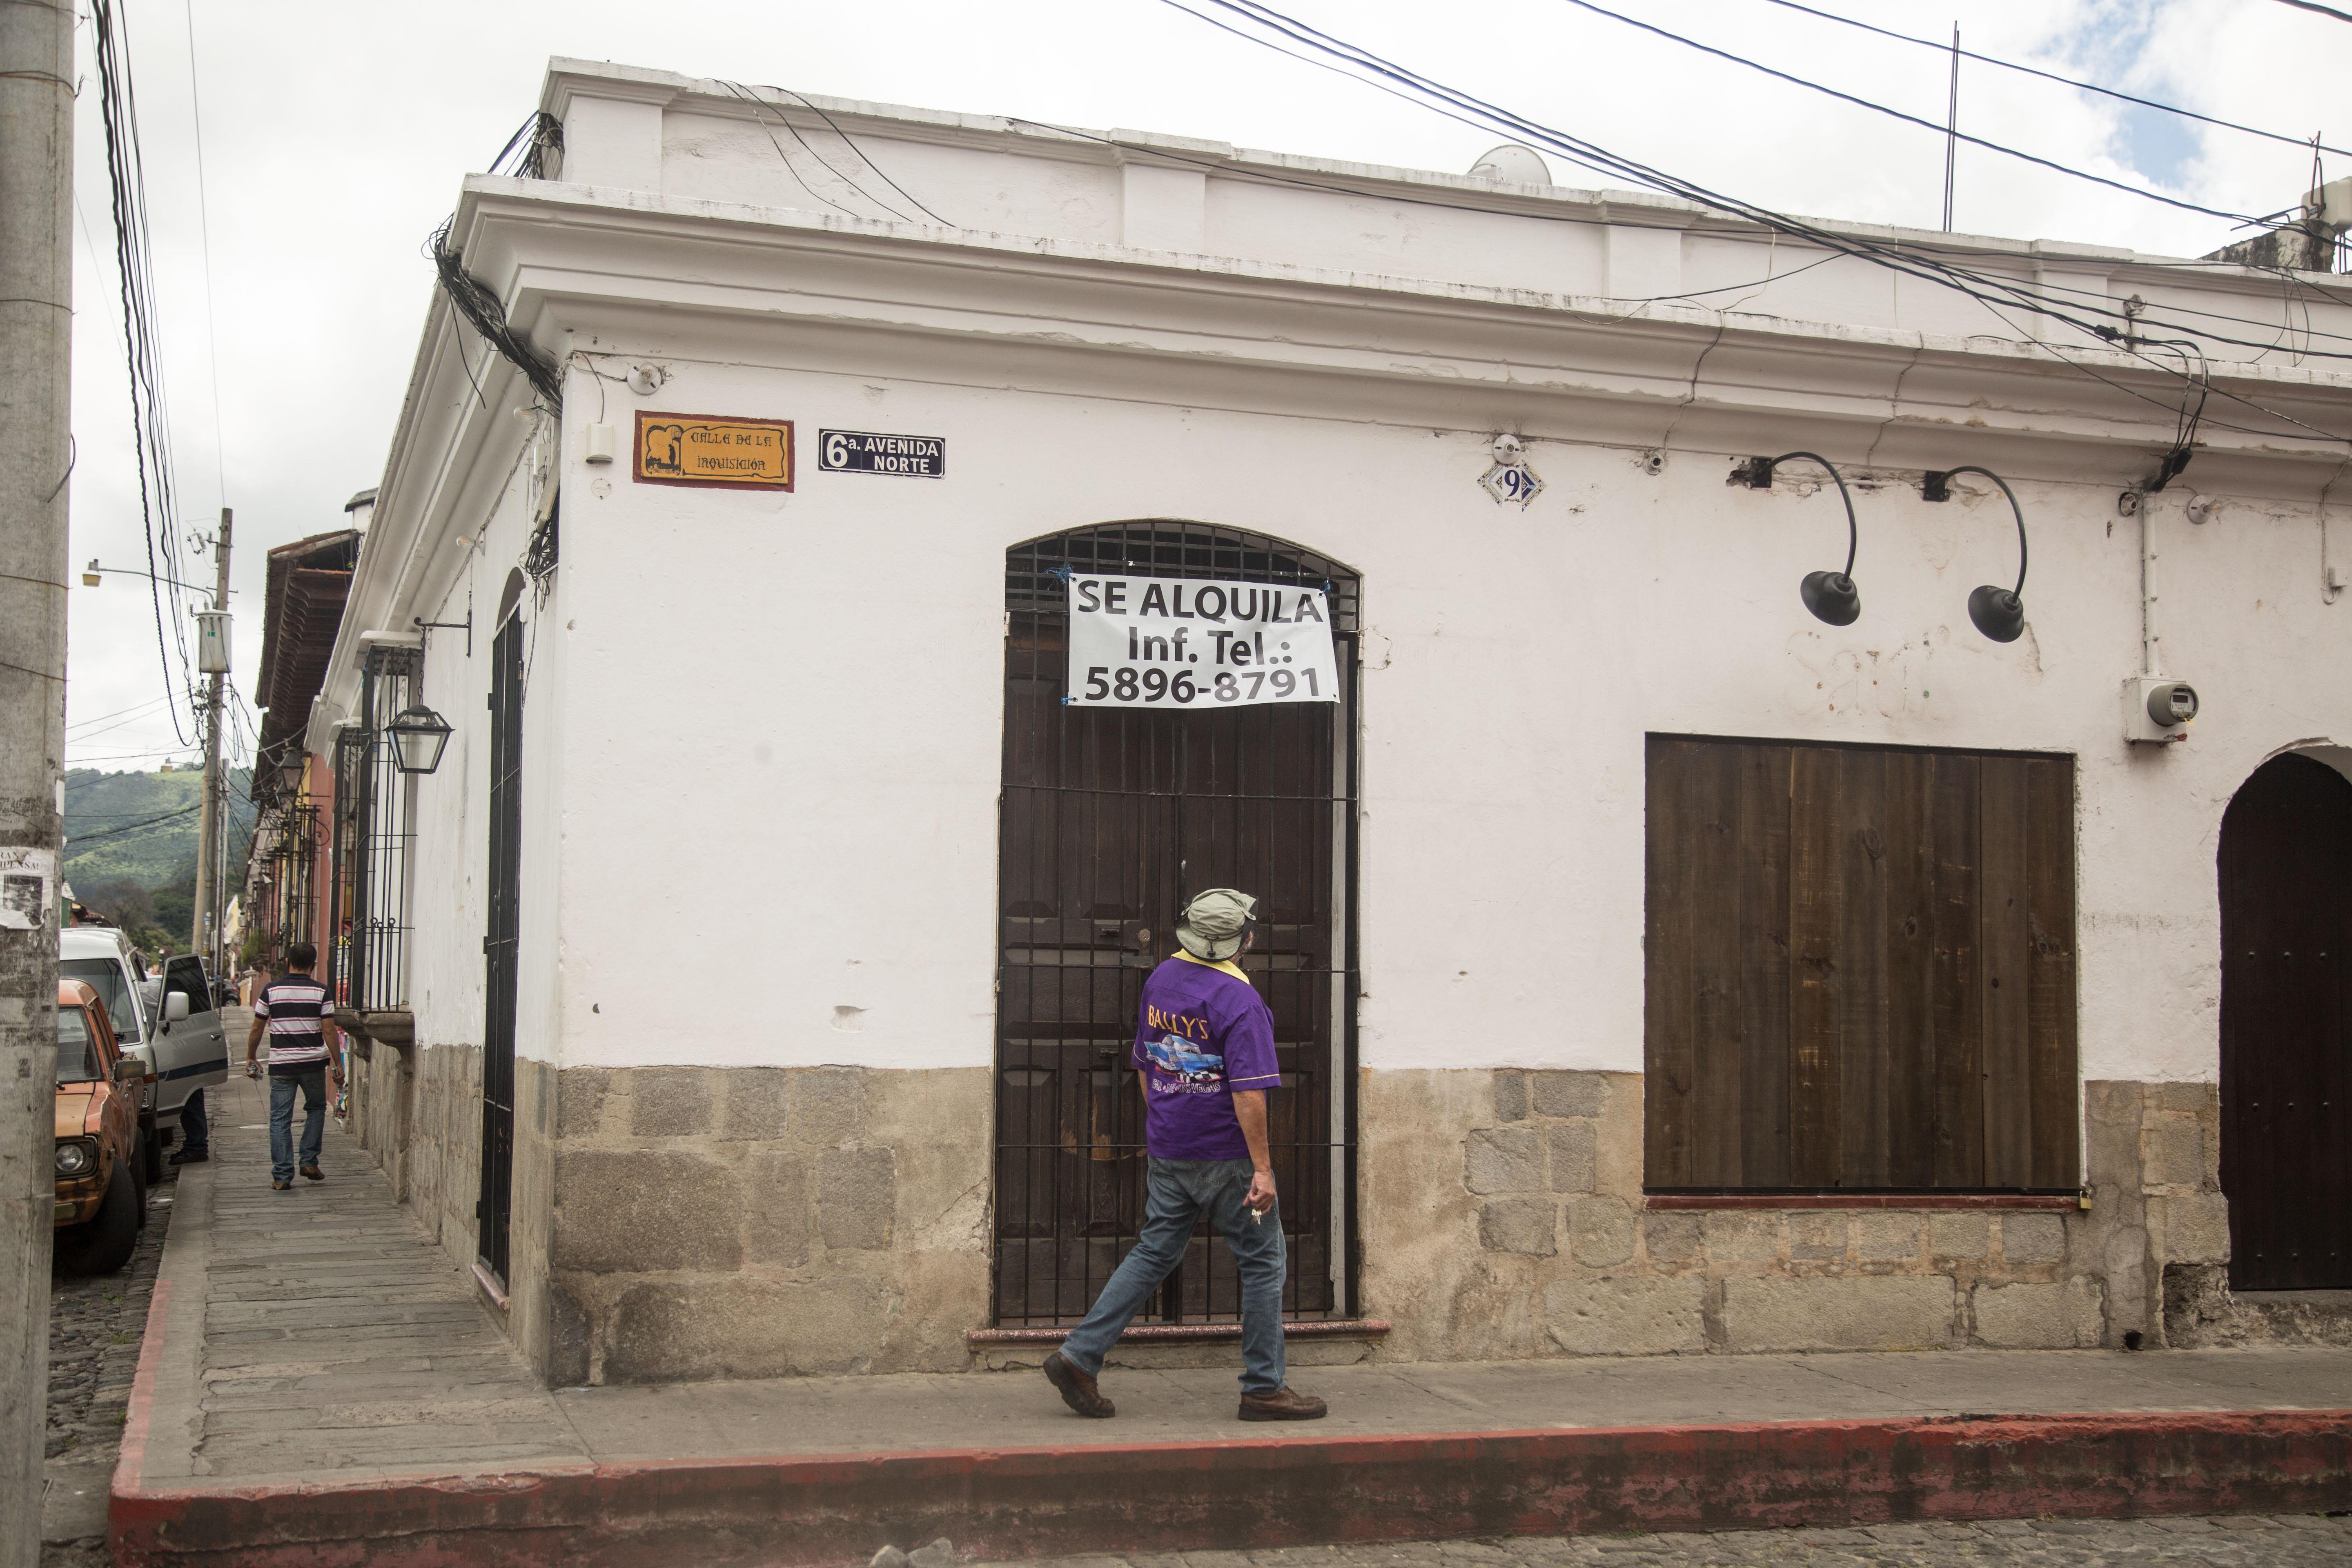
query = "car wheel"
xmin=58 ymin=1165 xmax=139 ymax=1275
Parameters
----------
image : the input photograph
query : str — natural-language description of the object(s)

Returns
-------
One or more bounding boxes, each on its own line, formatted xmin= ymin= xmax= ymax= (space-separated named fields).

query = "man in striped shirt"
xmin=247 ymin=942 xmax=341 ymax=1191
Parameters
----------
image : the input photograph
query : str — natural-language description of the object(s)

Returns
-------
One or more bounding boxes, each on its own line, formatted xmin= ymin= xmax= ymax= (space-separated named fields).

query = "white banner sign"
xmin=1067 ymin=574 xmax=1339 ymax=708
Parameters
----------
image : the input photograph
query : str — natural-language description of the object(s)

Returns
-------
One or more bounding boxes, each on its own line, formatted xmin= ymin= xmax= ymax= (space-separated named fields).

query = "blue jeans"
xmin=269 ymin=1068 xmax=326 ymax=1182
xmin=1059 ymin=1157 xmax=1286 ymax=1394
xmin=180 ymin=1087 xmax=207 ymax=1153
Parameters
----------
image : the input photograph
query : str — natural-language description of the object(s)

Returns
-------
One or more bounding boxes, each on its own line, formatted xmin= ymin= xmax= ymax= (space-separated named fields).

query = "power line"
xmin=67 ymin=693 xmax=174 ymax=731
xmin=2273 ymin=0 xmax=2352 ymax=22
xmin=180 ymin=0 xmax=230 ymax=516
xmin=91 ymin=0 xmax=196 ymax=744
xmin=1154 ymin=0 xmax=2352 ymax=455
xmin=1754 ymin=0 xmax=2352 ymax=161
xmin=62 ymin=804 xmax=201 ymax=845
xmin=1551 ymin=0 xmax=2287 ymax=232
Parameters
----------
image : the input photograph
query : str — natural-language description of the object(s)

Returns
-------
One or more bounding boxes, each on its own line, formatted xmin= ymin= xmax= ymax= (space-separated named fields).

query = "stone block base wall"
xmin=1359 ymin=1069 xmax=2229 ymax=1358
xmin=349 ymin=1039 xmax=485 ymax=1277
xmin=541 ymin=1064 xmax=993 ymax=1385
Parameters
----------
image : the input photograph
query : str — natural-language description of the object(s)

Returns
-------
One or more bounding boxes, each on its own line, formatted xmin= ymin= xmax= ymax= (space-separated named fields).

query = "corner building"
xmin=309 ymin=58 xmax=2352 ymax=1385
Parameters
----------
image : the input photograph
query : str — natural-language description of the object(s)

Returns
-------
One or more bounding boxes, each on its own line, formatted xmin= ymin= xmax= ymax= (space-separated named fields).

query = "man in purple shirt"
xmin=1044 ymin=889 xmax=1328 ymax=1423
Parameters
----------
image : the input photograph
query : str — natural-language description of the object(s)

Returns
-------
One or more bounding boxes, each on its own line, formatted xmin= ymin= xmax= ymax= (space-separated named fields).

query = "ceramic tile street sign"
xmin=633 ymin=412 xmax=794 ymax=490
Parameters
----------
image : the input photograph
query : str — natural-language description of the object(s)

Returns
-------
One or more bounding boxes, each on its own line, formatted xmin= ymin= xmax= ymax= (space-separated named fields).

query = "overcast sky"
xmin=58 ymin=0 xmax=2352 ymax=773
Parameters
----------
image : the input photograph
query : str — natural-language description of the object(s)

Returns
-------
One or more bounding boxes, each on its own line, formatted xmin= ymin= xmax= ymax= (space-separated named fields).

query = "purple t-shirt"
xmin=1132 ymin=955 xmax=1279 ymax=1161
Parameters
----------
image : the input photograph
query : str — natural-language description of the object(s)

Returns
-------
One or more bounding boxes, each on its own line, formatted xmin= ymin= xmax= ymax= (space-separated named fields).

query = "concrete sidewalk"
xmin=114 ymin=1088 xmax=2352 ymax=1566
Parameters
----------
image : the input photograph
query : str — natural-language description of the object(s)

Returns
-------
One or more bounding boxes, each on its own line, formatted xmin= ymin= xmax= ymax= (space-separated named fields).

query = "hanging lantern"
xmin=385 ymin=704 xmax=454 ymax=775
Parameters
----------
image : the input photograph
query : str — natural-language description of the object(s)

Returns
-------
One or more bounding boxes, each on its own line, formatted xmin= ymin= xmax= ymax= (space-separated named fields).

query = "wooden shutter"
xmin=1644 ymin=735 xmax=2078 ymax=1192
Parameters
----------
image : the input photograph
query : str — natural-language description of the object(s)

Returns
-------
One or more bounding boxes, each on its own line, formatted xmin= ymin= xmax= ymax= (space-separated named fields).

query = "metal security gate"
xmin=995 ymin=521 xmax=1359 ymax=1326
xmin=477 ymin=612 xmax=524 ymax=1285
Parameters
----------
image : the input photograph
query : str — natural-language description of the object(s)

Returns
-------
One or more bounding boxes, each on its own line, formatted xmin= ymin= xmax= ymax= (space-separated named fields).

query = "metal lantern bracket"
xmin=413 ymin=606 xmax=473 ymax=658
xmin=1735 ymin=452 xmax=1862 ymax=627
xmin=1921 ymin=465 xmax=2030 ymax=643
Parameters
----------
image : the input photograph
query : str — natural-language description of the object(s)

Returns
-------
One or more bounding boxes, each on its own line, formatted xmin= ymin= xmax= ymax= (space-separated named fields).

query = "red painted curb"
xmin=110 ymin=1230 xmax=2352 ymax=1568
xmin=111 ymin=1403 xmax=2352 ymax=1568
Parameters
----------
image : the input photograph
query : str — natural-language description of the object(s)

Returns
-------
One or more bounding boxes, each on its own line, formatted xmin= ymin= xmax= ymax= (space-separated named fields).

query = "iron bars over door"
xmin=996 ymin=521 xmax=1361 ymax=1327
xmin=478 ymin=612 xmax=524 ymax=1287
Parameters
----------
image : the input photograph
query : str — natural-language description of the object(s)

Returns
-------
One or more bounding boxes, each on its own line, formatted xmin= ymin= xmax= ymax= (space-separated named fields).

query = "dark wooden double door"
xmin=2221 ymin=753 xmax=2352 ymax=1291
xmin=993 ymin=530 xmax=1355 ymax=1326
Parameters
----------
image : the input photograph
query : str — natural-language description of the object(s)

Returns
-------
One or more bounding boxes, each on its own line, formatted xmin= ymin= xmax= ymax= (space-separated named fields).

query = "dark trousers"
xmin=180 ymin=1087 xmax=208 ymax=1152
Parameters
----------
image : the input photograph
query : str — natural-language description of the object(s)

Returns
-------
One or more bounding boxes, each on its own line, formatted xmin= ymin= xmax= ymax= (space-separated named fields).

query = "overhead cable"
xmin=427 ymin=216 xmax=563 ymax=410
xmin=756 ymin=83 xmax=953 ymax=225
xmin=91 ymin=0 xmax=193 ymax=744
xmin=1154 ymin=0 xmax=2349 ymax=452
xmin=2272 ymin=0 xmax=2352 ymax=22
xmin=1551 ymin=0 xmax=2289 ymax=232
xmin=180 ymin=0 xmax=231 ymax=519
xmin=1753 ymin=0 xmax=2352 ymax=161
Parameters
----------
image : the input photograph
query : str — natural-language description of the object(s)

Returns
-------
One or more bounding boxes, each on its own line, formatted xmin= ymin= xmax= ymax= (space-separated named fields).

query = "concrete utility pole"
xmin=191 ymin=508 xmax=232 ymax=967
xmin=0 ymin=0 xmax=74 ymax=1561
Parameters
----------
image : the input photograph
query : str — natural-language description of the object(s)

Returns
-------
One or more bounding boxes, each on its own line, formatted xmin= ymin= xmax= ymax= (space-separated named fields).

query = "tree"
xmin=78 ymin=878 xmax=155 ymax=934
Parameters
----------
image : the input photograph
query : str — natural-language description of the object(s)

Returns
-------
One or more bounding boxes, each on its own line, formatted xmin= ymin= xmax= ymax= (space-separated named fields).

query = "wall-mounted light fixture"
xmin=385 ymin=704 xmax=454 ymax=775
xmin=1921 ymin=466 xmax=2029 ymax=642
xmin=1733 ymin=452 xmax=1861 ymax=626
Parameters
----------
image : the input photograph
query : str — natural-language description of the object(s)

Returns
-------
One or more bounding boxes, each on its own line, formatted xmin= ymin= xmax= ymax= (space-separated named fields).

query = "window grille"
xmin=995 ymin=520 xmax=1361 ymax=1326
xmin=347 ymin=644 xmax=421 ymax=1015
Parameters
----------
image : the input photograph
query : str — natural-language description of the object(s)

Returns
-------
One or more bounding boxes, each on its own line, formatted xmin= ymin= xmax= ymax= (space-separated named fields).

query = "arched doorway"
xmin=2220 ymin=751 xmax=2352 ymax=1292
xmin=994 ymin=521 xmax=1359 ymax=1327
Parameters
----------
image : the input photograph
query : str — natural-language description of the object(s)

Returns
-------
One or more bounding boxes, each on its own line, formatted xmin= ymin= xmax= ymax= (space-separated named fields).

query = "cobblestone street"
xmin=41 ymin=1149 xmax=174 ymax=1567
xmin=986 ymin=1517 xmax=2352 ymax=1568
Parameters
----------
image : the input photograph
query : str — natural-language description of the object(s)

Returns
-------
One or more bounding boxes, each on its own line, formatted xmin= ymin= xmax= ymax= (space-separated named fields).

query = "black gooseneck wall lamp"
xmin=1921 ymin=466 xmax=2030 ymax=643
xmin=1733 ymin=452 xmax=1862 ymax=626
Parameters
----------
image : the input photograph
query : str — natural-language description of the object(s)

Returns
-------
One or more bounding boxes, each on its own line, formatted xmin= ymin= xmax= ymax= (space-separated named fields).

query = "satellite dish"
xmin=1468 ymin=144 xmax=1552 ymax=186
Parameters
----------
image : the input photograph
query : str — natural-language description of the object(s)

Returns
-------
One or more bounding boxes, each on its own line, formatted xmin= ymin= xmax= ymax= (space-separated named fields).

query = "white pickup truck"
xmin=59 ymin=924 xmax=230 ymax=1179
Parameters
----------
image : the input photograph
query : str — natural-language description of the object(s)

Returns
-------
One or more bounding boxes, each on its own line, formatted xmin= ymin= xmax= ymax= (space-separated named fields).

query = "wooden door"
xmin=2221 ymin=753 xmax=2352 ymax=1291
xmin=995 ymin=522 xmax=1357 ymax=1325
xmin=477 ymin=612 xmax=523 ymax=1286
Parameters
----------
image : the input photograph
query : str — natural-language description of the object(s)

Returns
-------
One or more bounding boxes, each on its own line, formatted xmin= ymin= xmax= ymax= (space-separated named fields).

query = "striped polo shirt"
xmin=254 ymin=973 xmax=332 ymax=1074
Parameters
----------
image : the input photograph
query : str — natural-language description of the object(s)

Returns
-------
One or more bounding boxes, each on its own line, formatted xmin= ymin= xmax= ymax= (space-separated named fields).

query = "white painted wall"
xmin=528 ymin=338 xmax=2347 ymax=1089
xmin=400 ymin=423 xmax=567 ymax=1073
xmin=329 ymin=62 xmax=2352 ymax=1112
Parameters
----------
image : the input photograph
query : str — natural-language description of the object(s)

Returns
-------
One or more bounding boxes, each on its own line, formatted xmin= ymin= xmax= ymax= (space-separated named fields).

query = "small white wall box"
xmin=2125 ymin=676 xmax=2198 ymax=744
xmin=584 ymin=422 xmax=617 ymax=464
xmin=194 ymin=609 xmax=232 ymax=675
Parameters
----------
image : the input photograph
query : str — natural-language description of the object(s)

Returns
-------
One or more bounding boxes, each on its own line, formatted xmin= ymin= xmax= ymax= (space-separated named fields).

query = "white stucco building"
xmin=302 ymin=58 xmax=2352 ymax=1386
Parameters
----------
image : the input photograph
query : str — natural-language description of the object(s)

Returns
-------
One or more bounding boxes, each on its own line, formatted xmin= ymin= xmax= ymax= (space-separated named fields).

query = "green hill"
xmin=63 ymin=767 xmax=255 ymax=940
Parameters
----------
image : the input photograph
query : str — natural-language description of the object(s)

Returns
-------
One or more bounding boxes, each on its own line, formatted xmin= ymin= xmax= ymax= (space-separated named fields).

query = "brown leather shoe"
xmin=1043 ymin=1351 xmax=1115 ymax=1418
xmin=1238 ymin=1385 xmax=1327 ymax=1421
xmin=300 ymin=1165 xmax=324 ymax=1182
xmin=271 ymin=1179 xmax=292 ymax=1191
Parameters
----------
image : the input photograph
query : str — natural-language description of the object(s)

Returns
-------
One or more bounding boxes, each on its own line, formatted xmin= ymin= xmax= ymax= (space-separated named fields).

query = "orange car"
xmin=55 ymin=979 xmax=149 ymax=1274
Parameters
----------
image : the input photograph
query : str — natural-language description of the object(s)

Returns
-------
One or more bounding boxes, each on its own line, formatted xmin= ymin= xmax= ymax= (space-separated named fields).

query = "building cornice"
xmin=459 ymin=176 xmax=2352 ymax=499
xmin=539 ymin=58 xmax=2352 ymax=313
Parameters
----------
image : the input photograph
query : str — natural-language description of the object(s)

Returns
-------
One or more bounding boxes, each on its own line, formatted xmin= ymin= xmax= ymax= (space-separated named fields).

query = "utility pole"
xmin=191 ymin=508 xmax=232 ymax=971
xmin=0 ymin=0 xmax=74 ymax=1561
xmin=1942 ymin=24 xmax=1960 ymax=232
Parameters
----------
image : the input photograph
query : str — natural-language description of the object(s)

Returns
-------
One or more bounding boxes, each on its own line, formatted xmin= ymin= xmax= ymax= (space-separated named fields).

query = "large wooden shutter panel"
xmin=1644 ymin=735 xmax=2078 ymax=1192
